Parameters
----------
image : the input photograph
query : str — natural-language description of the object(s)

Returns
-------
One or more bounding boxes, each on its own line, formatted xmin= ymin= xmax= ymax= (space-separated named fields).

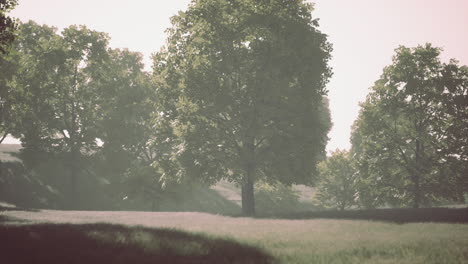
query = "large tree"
xmin=351 ymin=44 xmax=468 ymax=208
xmin=11 ymin=21 xmax=110 ymax=208
xmin=153 ymin=0 xmax=332 ymax=215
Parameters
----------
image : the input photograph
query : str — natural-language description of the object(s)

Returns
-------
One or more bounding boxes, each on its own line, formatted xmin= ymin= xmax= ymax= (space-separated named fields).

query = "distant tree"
xmin=11 ymin=21 xmax=110 ymax=208
xmin=96 ymin=48 xmax=161 ymax=203
xmin=152 ymin=0 xmax=332 ymax=215
xmin=97 ymin=49 xmax=150 ymax=173
xmin=351 ymin=44 xmax=468 ymax=208
xmin=315 ymin=150 xmax=356 ymax=210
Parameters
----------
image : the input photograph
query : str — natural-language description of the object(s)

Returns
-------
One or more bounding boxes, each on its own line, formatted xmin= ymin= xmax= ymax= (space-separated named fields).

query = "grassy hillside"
xmin=211 ymin=180 xmax=316 ymax=205
xmin=0 ymin=144 xmax=21 ymax=162
xmin=1 ymin=208 xmax=468 ymax=264
xmin=0 ymin=143 xmax=317 ymax=214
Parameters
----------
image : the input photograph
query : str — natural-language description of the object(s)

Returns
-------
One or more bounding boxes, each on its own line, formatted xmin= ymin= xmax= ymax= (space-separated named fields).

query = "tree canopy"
xmin=351 ymin=44 xmax=468 ymax=208
xmin=0 ymin=0 xmax=18 ymax=143
xmin=152 ymin=0 xmax=332 ymax=215
xmin=7 ymin=21 xmax=158 ymax=209
xmin=0 ymin=0 xmax=17 ymax=54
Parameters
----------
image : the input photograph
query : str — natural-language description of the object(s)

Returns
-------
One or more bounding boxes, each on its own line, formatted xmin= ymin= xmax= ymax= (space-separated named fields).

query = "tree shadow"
xmin=258 ymin=207 xmax=468 ymax=224
xmin=0 ymin=204 xmax=39 ymax=212
xmin=0 ymin=215 xmax=29 ymax=223
xmin=0 ymin=223 xmax=276 ymax=264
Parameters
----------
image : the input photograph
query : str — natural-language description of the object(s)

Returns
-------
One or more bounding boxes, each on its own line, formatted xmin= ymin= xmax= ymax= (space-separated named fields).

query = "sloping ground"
xmin=0 ymin=144 xmax=315 ymax=201
xmin=0 ymin=143 xmax=316 ymax=213
xmin=210 ymin=180 xmax=316 ymax=205
xmin=0 ymin=144 xmax=21 ymax=162
xmin=120 ymin=183 xmax=242 ymax=215
xmin=1 ymin=209 xmax=468 ymax=264
xmin=210 ymin=180 xmax=241 ymax=205
xmin=292 ymin=184 xmax=316 ymax=202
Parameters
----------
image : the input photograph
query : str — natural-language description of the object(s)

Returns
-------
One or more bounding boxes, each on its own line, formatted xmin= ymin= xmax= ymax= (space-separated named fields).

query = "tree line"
xmin=1 ymin=0 xmax=331 ymax=215
xmin=1 ymin=0 xmax=466 ymax=214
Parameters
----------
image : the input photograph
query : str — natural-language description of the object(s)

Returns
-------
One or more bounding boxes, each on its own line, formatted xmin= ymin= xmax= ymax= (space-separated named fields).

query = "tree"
xmin=153 ymin=0 xmax=332 ymax=215
xmin=11 ymin=21 xmax=110 ymax=208
xmin=351 ymin=44 xmax=468 ymax=208
xmin=435 ymin=61 xmax=468 ymax=196
xmin=95 ymin=48 xmax=161 ymax=204
xmin=0 ymin=45 xmax=16 ymax=143
xmin=315 ymin=150 xmax=356 ymax=210
xmin=8 ymin=22 xmax=61 ymax=169
xmin=0 ymin=0 xmax=17 ymax=54
xmin=0 ymin=0 xmax=18 ymax=143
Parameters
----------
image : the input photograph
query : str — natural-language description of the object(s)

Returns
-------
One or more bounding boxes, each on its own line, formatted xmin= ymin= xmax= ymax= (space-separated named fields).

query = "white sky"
xmin=6 ymin=0 xmax=468 ymax=152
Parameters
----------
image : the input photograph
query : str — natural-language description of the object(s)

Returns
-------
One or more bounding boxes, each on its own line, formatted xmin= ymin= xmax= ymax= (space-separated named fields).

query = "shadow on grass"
xmin=0 ymin=205 xmax=39 ymax=212
xmin=0 ymin=215 xmax=29 ymax=223
xmin=0 ymin=223 xmax=276 ymax=264
xmin=260 ymin=207 xmax=468 ymax=224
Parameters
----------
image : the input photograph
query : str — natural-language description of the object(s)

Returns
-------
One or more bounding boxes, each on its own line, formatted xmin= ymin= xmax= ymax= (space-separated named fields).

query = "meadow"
xmin=1 ymin=206 xmax=468 ymax=264
xmin=1 ymin=146 xmax=467 ymax=263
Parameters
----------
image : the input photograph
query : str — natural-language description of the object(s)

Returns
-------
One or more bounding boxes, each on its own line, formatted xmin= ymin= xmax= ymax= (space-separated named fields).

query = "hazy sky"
xmin=7 ymin=0 xmax=468 ymax=152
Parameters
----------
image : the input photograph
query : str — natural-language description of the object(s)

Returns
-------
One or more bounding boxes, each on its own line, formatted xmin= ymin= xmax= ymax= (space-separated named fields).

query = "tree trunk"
xmin=241 ymin=136 xmax=256 ymax=216
xmin=70 ymin=166 xmax=78 ymax=209
xmin=151 ymin=199 xmax=160 ymax=212
xmin=0 ymin=132 xmax=7 ymax=144
xmin=69 ymin=144 xmax=80 ymax=210
xmin=241 ymin=167 xmax=255 ymax=216
xmin=413 ymin=139 xmax=421 ymax=209
xmin=413 ymin=173 xmax=421 ymax=208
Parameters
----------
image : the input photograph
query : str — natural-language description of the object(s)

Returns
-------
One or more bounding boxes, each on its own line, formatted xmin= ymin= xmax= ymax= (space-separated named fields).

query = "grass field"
xmin=2 ymin=207 xmax=468 ymax=263
xmin=1 ymin=144 xmax=467 ymax=263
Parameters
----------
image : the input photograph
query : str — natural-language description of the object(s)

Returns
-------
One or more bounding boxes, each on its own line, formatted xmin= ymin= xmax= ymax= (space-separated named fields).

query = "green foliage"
xmin=98 ymin=48 xmax=154 ymax=166
xmin=0 ymin=47 xmax=16 ymax=143
xmin=0 ymin=0 xmax=18 ymax=143
xmin=94 ymin=48 xmax=161 ymax=204
xmin=0 ymin=0 xmax=17 ymax=54
xmin=351 ymin=44 xmax=468 ymax=208
xmin=152 ymin=0 xmax=332 ymax=215
xmin=8 ymin=21 xmax=112 ymax=208
xmin=4 ymin=21 xmax=240 ymax=211
xmin=10 ymin=21 xmax=109 ymax=153
xmin=6 ymin=22 xmax=163 ymax=209
xmin=315 ymin=150 xmax=356 ymax=210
